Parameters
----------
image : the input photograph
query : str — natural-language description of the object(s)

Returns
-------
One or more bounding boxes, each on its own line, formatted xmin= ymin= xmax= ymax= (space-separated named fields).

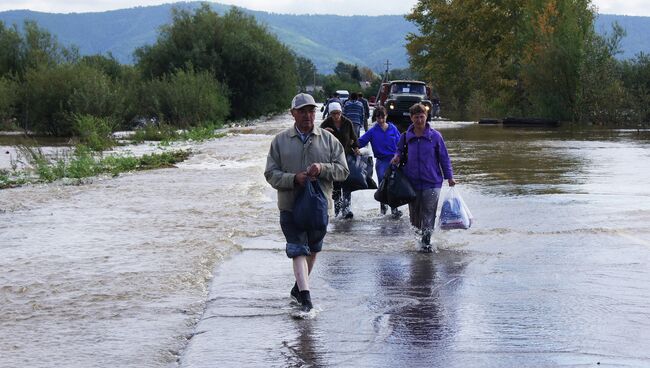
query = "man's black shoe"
xmin=290 ymin=283 xmax=302 ymax=303
xmin=344 ymin=211 xmax=354 ymax=219
xmin=380 ymin=203 xmax=387 ymax=215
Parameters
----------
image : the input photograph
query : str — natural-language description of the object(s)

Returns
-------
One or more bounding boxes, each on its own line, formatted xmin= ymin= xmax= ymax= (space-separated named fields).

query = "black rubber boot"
xmin=299 ymin=290 xmax=313 ymax=312
xmin=421 ymin=230 xmax=433 ymax=252
xmin=290 ymin=282 xmax=302 ymax=303
xmin=421 ymin=230 xmax=431 ymax=245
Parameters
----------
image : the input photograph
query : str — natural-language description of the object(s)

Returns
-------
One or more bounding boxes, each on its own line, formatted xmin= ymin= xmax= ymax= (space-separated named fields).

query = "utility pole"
xmin=383 ymin=59 xmax=391 ymax=82
xmin=375 ymin=59 xmax=392 ymax=104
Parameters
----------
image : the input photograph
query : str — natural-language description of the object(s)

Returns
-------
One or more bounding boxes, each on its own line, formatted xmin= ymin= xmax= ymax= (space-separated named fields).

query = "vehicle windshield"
xmin=391 ymin=83 xmax=425 ymax=95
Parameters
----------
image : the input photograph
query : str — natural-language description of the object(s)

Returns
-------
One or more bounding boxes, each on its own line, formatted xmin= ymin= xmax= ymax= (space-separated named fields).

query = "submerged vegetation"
xmin=0 ymin=119 xmax=226 ymax=189
xmin=0 ymin=145 xmax=190 ymax=189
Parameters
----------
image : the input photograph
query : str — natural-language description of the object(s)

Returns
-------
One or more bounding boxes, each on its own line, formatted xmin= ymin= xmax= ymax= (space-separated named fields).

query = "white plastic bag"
xmin=438 ymin=187 xmax=473 ymax=230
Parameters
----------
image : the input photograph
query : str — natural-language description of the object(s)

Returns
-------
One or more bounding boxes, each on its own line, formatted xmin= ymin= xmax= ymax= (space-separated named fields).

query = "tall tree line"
xmin=406 ymin=0 xmax=650 ymax=124
xmin=0 ymin=4 xmax=302 ymax=135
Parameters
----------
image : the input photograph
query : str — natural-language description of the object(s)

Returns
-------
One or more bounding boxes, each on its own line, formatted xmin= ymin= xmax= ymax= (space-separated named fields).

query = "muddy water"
xmin=1 ymin=116 xmax=649 ymax=367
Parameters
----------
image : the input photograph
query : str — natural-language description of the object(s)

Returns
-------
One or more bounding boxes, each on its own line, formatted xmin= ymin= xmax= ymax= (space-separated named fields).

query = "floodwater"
xmin=1 ymin=114 xmax=649 ymax=367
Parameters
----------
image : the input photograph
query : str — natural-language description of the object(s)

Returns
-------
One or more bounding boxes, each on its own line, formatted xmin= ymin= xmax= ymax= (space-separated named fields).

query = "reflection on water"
xmin=442 ymin=124 xmax=650 ymax=196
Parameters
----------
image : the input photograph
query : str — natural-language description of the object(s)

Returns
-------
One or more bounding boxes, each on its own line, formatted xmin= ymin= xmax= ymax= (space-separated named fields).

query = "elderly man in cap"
xmin=265 ymin=93 xmax=349 ymax=312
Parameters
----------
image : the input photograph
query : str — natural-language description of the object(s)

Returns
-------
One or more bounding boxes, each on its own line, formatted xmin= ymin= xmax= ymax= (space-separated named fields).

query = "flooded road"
xmin=1 ymin=114 xmax=649 ymax=367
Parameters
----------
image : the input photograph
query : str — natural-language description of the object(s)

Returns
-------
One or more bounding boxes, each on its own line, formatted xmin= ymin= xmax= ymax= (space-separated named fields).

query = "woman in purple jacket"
xmin=391 ymin=103 xmax=456 ymax=252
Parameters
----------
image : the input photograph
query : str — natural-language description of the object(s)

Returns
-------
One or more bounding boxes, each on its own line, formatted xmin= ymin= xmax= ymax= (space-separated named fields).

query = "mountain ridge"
xmin=1 ymin=3 xmax=648 ymax=73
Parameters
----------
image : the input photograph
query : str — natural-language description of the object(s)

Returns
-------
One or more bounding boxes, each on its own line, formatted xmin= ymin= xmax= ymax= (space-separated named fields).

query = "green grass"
xmin=128 ymin=122 xmax=226 ymax=144
xmin=129 ymin=124 xmax=179 ymax=143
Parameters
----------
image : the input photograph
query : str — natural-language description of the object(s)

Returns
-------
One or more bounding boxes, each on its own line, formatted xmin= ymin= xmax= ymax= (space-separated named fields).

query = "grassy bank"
xmin=1 ymin=145 xmax=190 ymax=189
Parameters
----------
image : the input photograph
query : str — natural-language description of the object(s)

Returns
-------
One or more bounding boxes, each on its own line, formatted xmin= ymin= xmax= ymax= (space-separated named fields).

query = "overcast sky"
xmin=0 ymin=0 xmax=648 ymax=17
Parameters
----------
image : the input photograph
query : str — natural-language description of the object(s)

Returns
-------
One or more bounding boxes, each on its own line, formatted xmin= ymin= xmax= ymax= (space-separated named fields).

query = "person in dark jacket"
xmin=391 ymin=103 xmax=456 ymax=252
xmin=320 ymin=102 xmax=360 ymax=219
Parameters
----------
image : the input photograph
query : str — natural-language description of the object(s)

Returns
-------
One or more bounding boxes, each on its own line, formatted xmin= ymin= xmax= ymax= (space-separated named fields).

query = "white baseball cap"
xmin=328 ymin=102 xmax=342 ymax=113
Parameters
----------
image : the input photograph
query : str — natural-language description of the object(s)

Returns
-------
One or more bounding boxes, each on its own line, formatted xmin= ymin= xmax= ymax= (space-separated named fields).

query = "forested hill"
xmin=0 ymin=3 xmax=648 ymax=73
xmin=0 ymin=2 xmax=415 ymax=73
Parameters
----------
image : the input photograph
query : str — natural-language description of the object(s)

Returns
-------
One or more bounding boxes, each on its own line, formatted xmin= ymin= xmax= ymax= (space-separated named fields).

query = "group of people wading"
xmin=264 ymin=93 xmax=455 ymax=313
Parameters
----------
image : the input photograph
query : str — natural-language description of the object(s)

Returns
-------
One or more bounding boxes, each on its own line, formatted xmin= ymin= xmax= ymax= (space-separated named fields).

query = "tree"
xmin=0 ymin=20 xmax=77 ymax=79
xmin=136 ymin=5 xmax=297 ymax=119
xmin=359 ymin=66 xmax=376 ymax=82
xmin=406 ymin=0 xmax=600 ymax=121
xmin=333 ymin=61 xmax=356 ymax=82
xmin=389 ymin=67 xmax=420 ymax=81
xmin=576 ymin=22 xmax=627 ymax=124
xmin=296 ymin=55 xmax=316 ymax=91
xmin=518 ymin=0 xmax=595 ymax=120
xmin=351 ymin=65 xmax=362 ymax=82
xmin=0 ymin=77 xmax=17 ymax=124
xmin=80 ymin=53 xmax=123 ymax=81
xmin=617 ymin=53 xmax=650 ymax=124
xmin=0 ymin=22 xmax=22 ymax=78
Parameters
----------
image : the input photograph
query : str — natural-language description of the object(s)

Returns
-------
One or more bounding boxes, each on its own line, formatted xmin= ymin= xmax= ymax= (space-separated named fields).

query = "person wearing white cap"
xmin=265 ymin=93 xmax=349 ymax=313
xmin=320 ymin=101 xmax=360 ymax=219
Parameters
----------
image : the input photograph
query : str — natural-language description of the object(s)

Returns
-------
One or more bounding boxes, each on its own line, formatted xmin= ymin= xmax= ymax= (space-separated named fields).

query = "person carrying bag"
xmin=374 ymin=164 xmax=416 ymax=208
xmin=390 ymin=103 xmax=456 ymax=252
xmin=293 ymin=180 xmax=329 ymax=230
xmin=438 ymin=186 xmax=473 ymax=230
xmin=342 ymin=154 xmax=369 ymax=191
xmin=320 ymin=102 xmax=361 ymax=219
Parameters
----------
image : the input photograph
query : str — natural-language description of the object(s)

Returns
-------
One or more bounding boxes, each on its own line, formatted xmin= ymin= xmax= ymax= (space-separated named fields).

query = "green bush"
xmin=21 ymin=64 xmax=121 ymax=135
xmin=142 ymin=69 xmax=229 ymax=128
xmin=179 ymin=123 xmax=225 ymax=141
xmin=100 ymin=155 xmax=139 ymax=176
xmin=72 ymin=115 xmax=116 ymax=151
xmin=129 ymin=124 xmax=179 ymax=142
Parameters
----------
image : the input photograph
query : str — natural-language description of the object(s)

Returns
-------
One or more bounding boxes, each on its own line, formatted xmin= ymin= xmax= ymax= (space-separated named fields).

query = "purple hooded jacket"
xmin=396 ymin=123 xmax=453 ymax=190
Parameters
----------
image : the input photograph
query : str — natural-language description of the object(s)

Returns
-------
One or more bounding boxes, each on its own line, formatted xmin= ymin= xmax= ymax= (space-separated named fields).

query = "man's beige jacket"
xmin=265 ymin=126 xmax=349 ymax=215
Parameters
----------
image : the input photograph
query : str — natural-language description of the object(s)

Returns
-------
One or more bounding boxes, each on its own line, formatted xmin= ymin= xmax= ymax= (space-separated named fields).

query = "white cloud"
xmin=592 ymin=0 xmax=650 ymax=16
xmin=0 ymin=0 xmax=419 ymax=15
